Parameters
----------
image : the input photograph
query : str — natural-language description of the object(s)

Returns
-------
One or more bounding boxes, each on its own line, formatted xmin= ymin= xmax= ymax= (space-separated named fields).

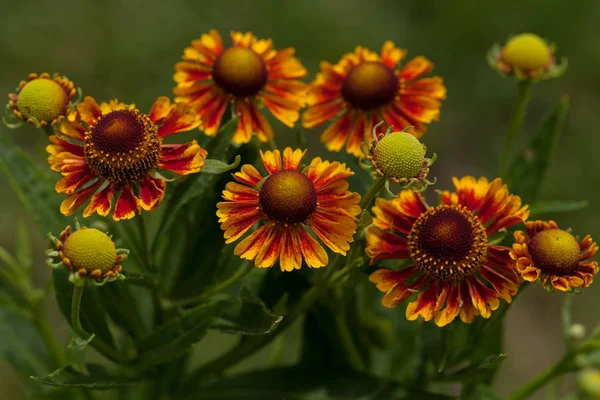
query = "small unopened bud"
xmin=578 ymin=369 xmax=600 ymax=399
xmin=570 ymin=323 xmax=586 ymax=340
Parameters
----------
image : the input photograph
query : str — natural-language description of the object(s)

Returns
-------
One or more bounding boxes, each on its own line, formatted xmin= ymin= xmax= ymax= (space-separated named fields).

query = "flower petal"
xmin=113 ymin=185 xmax=141 ymax=221
xmin=282 ymin=148 xmax=306 ymax=171
xmin=157 ymin=102 xmax=201 ymax=138
xmin=400 ymin=56 xmax=434 ymax=82
xmin=234 ymin=222 xmax=274 ymax=261
xmin=260 ymin=149 xmax=283 ymax=175
xmin=138 ymin=176 xmax=166 ymax=211
xmin=297 ymin=227 xmax=328 ymax=268
xmin=83 ymin=184 xmax=115 ymax=217
xmin=279 ymin=227 xmax=302 ymax=272
xmin=159 ymin=141 xmax=207 ymax=175
xmin=255 ymin=227 xmax=284 ymax=268
xmin=59 ymin=181 xmax=103 ymax=217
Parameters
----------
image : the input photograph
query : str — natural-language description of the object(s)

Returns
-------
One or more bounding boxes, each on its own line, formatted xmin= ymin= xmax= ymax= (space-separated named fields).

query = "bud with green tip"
xmin=46 ymin=219 xmax=127 ymax=286
xmin=487 ymin=33 xmax=567 ymax=81
xmin=360 ymin=121 xmax=436 ymax=194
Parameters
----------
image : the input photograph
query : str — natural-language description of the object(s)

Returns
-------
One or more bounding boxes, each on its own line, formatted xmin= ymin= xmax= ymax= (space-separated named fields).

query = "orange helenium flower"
xmin=217 ymin=148 xmax=361 ymax=271
xmin=302 ymin=41 xmax=446 ymax=157
xmin=368 ymin=176 xmax=529 ymax=327
xmin=173 ymin=30 xmax=307 ymax=144
xmin=47 ymin=96 xmax=207 ymax=221
xmin=511 ymin=220 xmax=599 ymax=291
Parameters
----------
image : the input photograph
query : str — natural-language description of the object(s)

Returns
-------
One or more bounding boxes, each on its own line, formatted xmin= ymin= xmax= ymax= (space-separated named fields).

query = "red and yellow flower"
xmin=217 ymin=147 xmax=361 ymax=271
xmin=173 ymin=30 xmax=307 ymax=144
xmin=6 ymin=72 xmax=77 ymax=127
xmin=47 ymin=96 xmax=207 ymax=221
xmin=368 ymin=176 xmax=529 ymax=327
xmin=302 ymin=41 xmax=446 ymax=157
xmin=511 ymin=220 xmax=598 ymax=291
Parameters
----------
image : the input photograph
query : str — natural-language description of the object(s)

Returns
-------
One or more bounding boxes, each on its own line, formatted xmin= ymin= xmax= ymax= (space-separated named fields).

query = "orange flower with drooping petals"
xmin=302 ymin=41 xmax=446 ymax=157
xmin=217 ymin=148 xmax=361 ymax=271
xmin=173 ymin=30 xmax=307 ymax=144
xmin=368 ymin=176 xmax=529 ymax=327
xmin=47 ymin=96 xmax=207 ymax=221
xmin=511 ymin=220 xmax=598 ymax=291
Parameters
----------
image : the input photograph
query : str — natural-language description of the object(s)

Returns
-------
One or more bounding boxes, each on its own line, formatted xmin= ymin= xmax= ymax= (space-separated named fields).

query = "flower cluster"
xmin=2 ymin=29 xmax=596 ymax=334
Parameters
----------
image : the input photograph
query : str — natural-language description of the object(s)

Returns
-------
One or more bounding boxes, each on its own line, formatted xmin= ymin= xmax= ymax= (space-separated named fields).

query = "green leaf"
xmin=31 ymin=364 xmax=143 ymax=389
xmin=203 ymin=116 xmax=240 ymax=160
xmin=68 ymin=333 xmax=95 ymax=351
xmin=53 ymin=269 xmax=116 ymax=349
xmin=463 ymin=384 xmax=502 ymax=400
xmin=0 ymin=134 xmax=64 ymax=234
xmin=15 ymin=221 xmax=32 ymax=270
xmin=0 ymin=308 xmax=52 ymax=375
xmin=179 ymin=367 xmax=454 ymax=400
xmin=530 ymin=199 xmax=589 ymax=217
xmin=507 ymin=95 xmax=570 ymax=203
xmin=209 ymin=294 xmax=282 ymax=335
xmin=138 ymin=297 xmax=280 ymax=367
xmin=439 ymin=353 xmax=507 ymax=382
xmin=201 ymin=155 xmax=241 ymax=174
xmin=102 ymin=281 xmax=146 ymax=341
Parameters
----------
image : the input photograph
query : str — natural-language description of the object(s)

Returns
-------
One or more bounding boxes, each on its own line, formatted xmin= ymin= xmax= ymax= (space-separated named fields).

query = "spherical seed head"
xmin=259 ymin=170 xmax=318 ymax=224
xmin=408 ymin=205 xmax=487 ymax=282
xmin=84 ymin=109 xmax=160 ymax=184
xmin=529 ymin=229 xmax=581 ymax=274
xmin=373 ymin=131 xmax=425 ymax=179
xmin=342 ymin=61 xmax=399 ymax=110
xmin=16 ymin=78 xmax=68 ymax=123
xmin=62 ymin=228 xmax=117 ymax=274
xmin=503 ymin=33 xmax=550 ymax=72
xmin=213 ymin=47 xmax=268 ymax=97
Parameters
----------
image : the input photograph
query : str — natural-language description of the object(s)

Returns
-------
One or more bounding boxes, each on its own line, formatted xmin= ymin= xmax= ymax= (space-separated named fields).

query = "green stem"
xmin=334 ymin=305 xmax=366 ymax=371
xmin=137 ymin=216 xmax=154 ymax=273
xmin=505 ymin=354 xmax=573 ymax=400
xmin=360 ymin=177 xmax=386 ymax=210
xmin=33 ymin=306 xmax=68 ymax=367
xmin=71 ymin=284 xmax=86 ymax=336
xmin=267 ymin=138 xmax=278 ymax=151
xmin=70 ymin=283 xmax=135 ymax=364
xmin=500 ymin=80 xmax=533 ymax=178
xmin=170 ymin=262 xmax=253 ymax=307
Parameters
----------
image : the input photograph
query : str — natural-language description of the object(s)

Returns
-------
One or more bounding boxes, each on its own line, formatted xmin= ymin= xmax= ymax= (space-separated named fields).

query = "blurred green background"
xmin=1 ymin=0 xmax=599 ymax=398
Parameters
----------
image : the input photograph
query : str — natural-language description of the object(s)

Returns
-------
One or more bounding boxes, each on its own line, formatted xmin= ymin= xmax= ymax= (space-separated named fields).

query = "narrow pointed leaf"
xmin=201 ymin=155 xmax=241 ymax=174
xmin=31 ymin=364 xmax=143 ymax=389
xmin=530 ymin=199 xmax=589 ymax=217
xmin=0 ymin=134 xmax=64 ymax=234
xmin=507 ymin=96 xmax=569 ymax=203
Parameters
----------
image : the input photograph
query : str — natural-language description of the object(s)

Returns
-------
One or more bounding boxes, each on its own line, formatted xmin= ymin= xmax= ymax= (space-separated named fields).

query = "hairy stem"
xmin=500 ymin=79 xmax=533 ymax=178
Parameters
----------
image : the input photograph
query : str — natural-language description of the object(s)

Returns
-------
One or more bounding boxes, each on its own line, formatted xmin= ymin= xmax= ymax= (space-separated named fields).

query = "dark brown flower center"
xmin=341 ymin=61 xmax=399 ymax=110
xmin=84 ymin=109 xmax=160 ymax=185
xmin=213 ymin=47 xmax=268 ymax=97
xmin=529 ymin=229 xmax=581 ymax=275
xmin=408 ymin=205 xmax=488 ymax=282
xmin=259 ymin=170 xmax=317 ymax=224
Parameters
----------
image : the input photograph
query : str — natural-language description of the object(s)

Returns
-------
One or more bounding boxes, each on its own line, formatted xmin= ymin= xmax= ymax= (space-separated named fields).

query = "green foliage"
xmin=31 ymin=364 xmax=143 ymax=389
xmin=0 ymin=9 xmax=596 ymax=400
xmin=507 ymin=95 xmax=570 ymax=203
